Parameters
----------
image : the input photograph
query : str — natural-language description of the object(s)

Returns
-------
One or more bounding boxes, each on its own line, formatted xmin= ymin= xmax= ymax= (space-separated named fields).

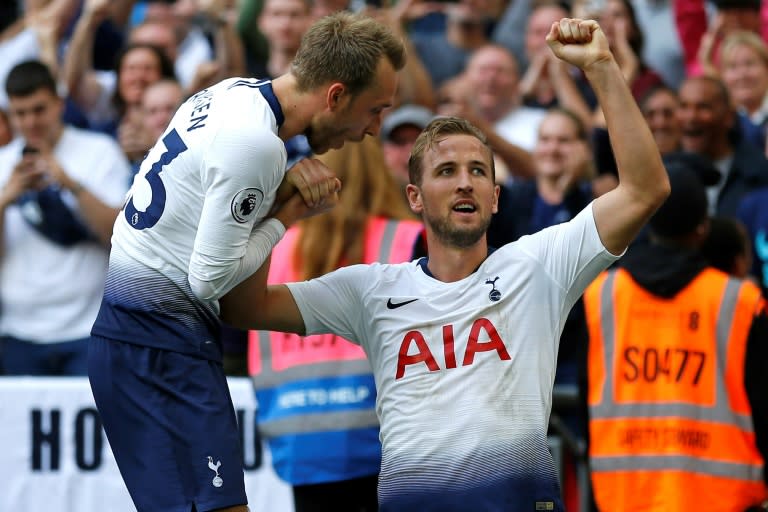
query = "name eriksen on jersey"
xmin=187 ymin=88 xmax=214 ymax=132
xmin=396 ymin=317 xmax=510 ymax=379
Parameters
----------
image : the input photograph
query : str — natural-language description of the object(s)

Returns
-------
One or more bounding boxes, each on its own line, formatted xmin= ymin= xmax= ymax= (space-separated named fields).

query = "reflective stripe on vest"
xmin=251 ymin=218 xmax=421 ymax=435
xmin=592 ymin=271 xmax=750 ymax=427
xmin=588 ymin=269 xmax=764 ymax=484
xmin=590 ymin=454 xmax=763 ymax=482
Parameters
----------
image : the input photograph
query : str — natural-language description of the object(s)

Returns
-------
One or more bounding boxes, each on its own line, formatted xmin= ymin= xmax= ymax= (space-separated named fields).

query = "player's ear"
xmin=492 ymin=184 xmax=500 ymax=214
xmin=406 ymin=183 xmax=423 ymax=214
xmin=326 ymin=82 xmax=346 ymax=111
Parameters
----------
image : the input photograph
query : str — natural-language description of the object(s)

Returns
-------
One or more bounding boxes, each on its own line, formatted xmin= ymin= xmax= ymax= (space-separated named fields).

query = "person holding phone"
xmin=0 ymin=59 xmax=131 ymax=376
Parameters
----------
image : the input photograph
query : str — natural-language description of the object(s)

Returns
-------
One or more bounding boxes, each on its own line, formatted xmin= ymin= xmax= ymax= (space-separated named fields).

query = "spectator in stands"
xmin=489 ymin=107 xmax=595 ymax=247
xmin=169 ymin=0 xmax=246 ymax=89
xmin=701 ymin=215 xmax=753 ymax=279
xmin=381 ymin=103 xmax=434 ymax=192
xmin=678 ymin=0 xmax=763 ymax=79
xmin=365 ymin=5 xmax=436 ymax=110
xmin=63 ymin=0 xmax=244 ymax=136
xmin=252 ymin=0 xmax=311 ymax=80
xmin=632 ymin=0 xmax=686 ymax=90
xmin=65 ymin=33 xmax=175 ymax=136
xmin=584 ymin=152 xmax=768 ymax=511
xmin=517 ymin=0 xmax=591 ymax=128
xmin=0 ymin=60 xmax=131 ymax=375
xmin=437 ymin=44 xmax=539 ymax=182
xmin=573 ymin=0 xmax=665 ymax=109
xmin=677 ymin=74 xmax=768 ymax=216
xmin=140 ymin=78 xmax=183 ymax=144
xmin=121 ymin=77 xmax=184 ymax=177
xmin=639 ymin=85 xmax=682 ymax=156
xmin=574 ymin=0 xmax=666 ymax=178
xmin=490 ymin=0 xmax=533 ymax=70
xmin=311 ymin=0 xmax=352 ymax=19
xmin=249 ymin=136 xmax=422 ymax=512
xmin=717 ymin=30 xmax=768 ymax=152
xmin=0 ymin=0 xmax=79 ymax=108
xmin=409 ymin=0 xmax=491 ymax=89
xmin=738 ymin=187 xmax=768 ymax=296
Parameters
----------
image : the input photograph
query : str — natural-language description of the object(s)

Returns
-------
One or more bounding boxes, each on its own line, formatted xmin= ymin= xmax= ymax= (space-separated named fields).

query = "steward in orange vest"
xmin=584 ymin=155 xmax=768 ymax=511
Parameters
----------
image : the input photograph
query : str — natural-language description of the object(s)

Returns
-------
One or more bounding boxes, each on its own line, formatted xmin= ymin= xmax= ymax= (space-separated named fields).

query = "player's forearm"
xmin=585 ymin=58 xmax=668 ymax=211
xmin=188 ymin=218 xmax=286 ymax=302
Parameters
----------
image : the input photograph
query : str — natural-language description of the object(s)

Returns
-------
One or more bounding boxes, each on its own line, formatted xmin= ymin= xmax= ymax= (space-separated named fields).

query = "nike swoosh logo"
xmin=387 ymin=298 xmax=419 ymax=309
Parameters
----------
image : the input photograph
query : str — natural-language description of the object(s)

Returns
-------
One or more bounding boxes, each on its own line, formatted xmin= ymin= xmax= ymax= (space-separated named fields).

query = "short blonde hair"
xmin=720 ymin=30 xmax=768 ymax=68
xmin=291 ymin=12 xmax=406 ymax=97
xmin=408 ymin=117 xmax=495 ymax=186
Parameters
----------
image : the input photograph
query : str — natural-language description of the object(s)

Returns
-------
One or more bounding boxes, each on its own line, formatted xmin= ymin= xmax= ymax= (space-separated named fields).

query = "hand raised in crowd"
xmin=118 ymin=112 xmax=154 ymax=163
xmin=388 ymin=0 xmax=447 ymax=26
xmin=82 ymin=0 xmax=111 ymax=24
xmin=197 ymin=0 xmax=239 ymax=25
xmin=36 ymin=149 xmax=82 ymax=194
xmin=546 ymin=18 xmax=612 ymax=71
xmin=436 ymin=75 xmax=482 ymax=126
xmin=697 ymin=12 xmax=728 ymax=77
xmin=518 ymin=47 xmax=551 ymax=99
xmin=0 ymin=153 xmax=47 ymax=207
xmin=611 ymin=17 xmax=639 ymax=83
xmin=18 ymin=144 xmax=83 ymax=195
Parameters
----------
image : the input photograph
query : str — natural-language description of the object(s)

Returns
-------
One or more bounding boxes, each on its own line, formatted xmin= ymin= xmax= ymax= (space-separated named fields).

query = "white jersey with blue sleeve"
xmin=286 ymin=203 xmax=620 ymax=511
xmin=92 ymin=78 xmax=288 ymax=361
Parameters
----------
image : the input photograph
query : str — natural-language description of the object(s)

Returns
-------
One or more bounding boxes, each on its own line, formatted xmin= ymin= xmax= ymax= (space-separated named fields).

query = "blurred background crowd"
xmin=1 ymin=0 xmax=767 ymax=510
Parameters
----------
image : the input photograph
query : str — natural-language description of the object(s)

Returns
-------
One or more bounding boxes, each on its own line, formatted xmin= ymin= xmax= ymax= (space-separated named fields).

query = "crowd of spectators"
xmin=1 ymin=0 xmax=767 ymax=510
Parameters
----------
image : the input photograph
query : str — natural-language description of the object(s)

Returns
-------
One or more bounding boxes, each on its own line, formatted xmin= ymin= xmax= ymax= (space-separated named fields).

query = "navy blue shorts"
xmin=88 ymin=335 xmax=247 ymax=512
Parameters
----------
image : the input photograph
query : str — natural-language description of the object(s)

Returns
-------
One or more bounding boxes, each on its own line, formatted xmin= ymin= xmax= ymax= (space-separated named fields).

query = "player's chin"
xmin=307 ymin=138 xmax=330 ymax=155
xmin=309 ymin=137 xmax=345 ymax=155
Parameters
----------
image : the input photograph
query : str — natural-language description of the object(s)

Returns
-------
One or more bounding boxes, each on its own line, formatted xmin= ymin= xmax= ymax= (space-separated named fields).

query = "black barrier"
xmin=549 ymin=384 xmax=592 ymax=512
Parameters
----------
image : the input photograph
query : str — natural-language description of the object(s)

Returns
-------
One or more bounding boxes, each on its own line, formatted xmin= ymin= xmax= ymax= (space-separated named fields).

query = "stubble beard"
xmin=425 ymin=210 xmax=491 ymax=249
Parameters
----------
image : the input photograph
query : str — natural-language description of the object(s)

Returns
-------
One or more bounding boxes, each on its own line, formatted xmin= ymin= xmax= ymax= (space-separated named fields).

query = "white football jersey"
xmin=287 ymin=203 xmax=619 ymax=511
xmin=92 ymin=78 xmax=287 ymax=360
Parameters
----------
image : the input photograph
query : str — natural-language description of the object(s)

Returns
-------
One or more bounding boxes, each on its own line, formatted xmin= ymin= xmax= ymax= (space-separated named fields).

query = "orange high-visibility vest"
xmin=584 ymin=267 xmax=767 ymax=512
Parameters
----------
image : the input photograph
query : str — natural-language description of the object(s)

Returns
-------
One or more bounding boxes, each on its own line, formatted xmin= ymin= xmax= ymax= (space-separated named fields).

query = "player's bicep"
xmin=262 ymin=284 xmax=307 ymax=335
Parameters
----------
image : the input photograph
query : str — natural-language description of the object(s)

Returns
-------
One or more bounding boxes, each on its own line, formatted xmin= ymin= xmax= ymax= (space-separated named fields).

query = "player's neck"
xmin=271 ymin=73 xmax=327 ymax=142
xmin=425 ymin=236 xmax=489 ymax=282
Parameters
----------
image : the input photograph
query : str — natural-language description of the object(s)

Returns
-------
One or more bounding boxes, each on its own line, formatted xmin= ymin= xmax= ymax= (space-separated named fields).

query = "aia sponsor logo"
xmin=395 ymin=317 xmax=510 ymax=379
